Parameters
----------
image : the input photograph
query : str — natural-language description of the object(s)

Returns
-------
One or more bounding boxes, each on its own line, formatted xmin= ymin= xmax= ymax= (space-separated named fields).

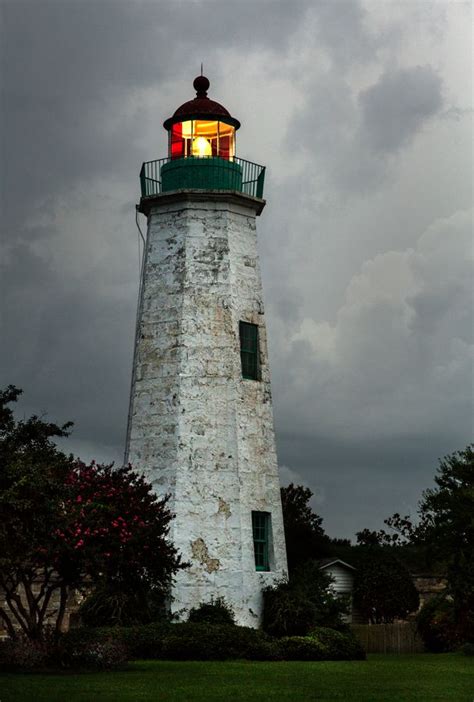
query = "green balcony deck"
xmin=139 ymin=156 xmax=265 ymax=200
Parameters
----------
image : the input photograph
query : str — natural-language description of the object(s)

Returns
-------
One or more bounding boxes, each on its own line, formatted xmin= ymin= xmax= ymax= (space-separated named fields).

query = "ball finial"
xmin=193 ymin=75 xmax=210 ymax=97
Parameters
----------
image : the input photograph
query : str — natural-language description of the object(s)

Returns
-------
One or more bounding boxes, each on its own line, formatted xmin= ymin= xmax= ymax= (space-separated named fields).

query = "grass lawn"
xmin=1 ymin=654 xmax=472 ymax=702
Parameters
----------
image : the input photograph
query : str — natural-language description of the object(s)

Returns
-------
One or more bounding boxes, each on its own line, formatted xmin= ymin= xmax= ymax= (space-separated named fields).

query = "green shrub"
xmin=79 ymin=583 xmax=167 ymax=627
xmin=262 ymin=563 xmax=348 ymax=637
xmin=277 ymin=629 xmax=366 ymax=661
xmin=460 ymin=642 xmax=474 ymax=656
xmin=219 ymin=625 xmax=282 ymax=661
xmin=161 ymin=623 xmax=234 ymax=660
xmin=188 ymin=597 xmax=235 ymax=626
xmin=116 ymin=622 xmax=173 ymax=659
xmin=60 ymin=622 xmax=280 ymax=662
xmin=239 ymin=634 xmax=282 ymax=661
xmin=278 ymin=636 xmax=327 ymax=661
xmin=59 ymin=626 xmax=104 ymax=650
xmin=161 ymin=622 xmax=279 ymax=661
xmin=291 ymin=561 xmax=351 ymax=630
xmin=62 ymin=623 xmax=172 ymax=660
xmin=58 ymin=628 xmax=128 ymax=670
xmin=308 ymin=627 xmax=366 ymax=660
xmin=417 ymin=595 xmax=460 ymax=653
xmin=62 ymin=639 xmax=128 ymax=671
xmin=0 ymin=636 xmax=51 ymax=671
xmin=262 ymin=580 xmax=313 ymax=636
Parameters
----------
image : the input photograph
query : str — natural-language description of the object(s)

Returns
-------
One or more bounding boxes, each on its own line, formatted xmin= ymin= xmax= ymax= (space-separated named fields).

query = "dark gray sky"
xmin=1 ymin=0 xmax=472 ymax=538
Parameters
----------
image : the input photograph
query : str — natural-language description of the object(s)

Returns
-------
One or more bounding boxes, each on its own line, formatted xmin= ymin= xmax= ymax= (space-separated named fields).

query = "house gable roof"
xmin=317 ymin=557 xmax=356 ymax=571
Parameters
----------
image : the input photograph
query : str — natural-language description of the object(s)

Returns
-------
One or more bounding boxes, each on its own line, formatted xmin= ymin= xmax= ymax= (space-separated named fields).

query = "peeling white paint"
xmin=126 ymin=191 xmax=287 ymax=626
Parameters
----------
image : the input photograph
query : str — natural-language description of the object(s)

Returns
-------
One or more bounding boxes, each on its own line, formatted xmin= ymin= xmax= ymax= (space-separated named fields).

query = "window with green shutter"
xmin=252 ymin=511 xmax=271 ymax=571
xmin=240 ymin=321 xmax=259 ymax=380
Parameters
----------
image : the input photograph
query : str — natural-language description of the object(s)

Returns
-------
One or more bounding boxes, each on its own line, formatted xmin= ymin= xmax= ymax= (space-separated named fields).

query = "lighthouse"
xmin=125 ymin=75 xmax=287 ymax=626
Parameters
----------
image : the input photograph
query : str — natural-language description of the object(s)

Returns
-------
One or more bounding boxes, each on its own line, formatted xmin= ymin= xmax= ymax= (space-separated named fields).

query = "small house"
xmin=317 ymin=558 xmax=357 ymax=623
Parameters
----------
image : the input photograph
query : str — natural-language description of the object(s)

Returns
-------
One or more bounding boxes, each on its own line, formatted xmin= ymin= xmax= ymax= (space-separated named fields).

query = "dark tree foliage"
xmin=416 ymin=445 xmax=474 ymax=641
xmin=416 ymin=594 xmax=460 ymax=652
xmin=352 ymin=548 xmax=419 ymax=624
xmin=280 ymin=484 xmax=332 ymax=572
xmin=0 ymin=386 xmax=185 ymax=640
xmin=356 ymin=445 xmax=474 ymax=640
xmin=262 ymin=560 xmax=349 ymax=637
xmin=0 ymin=386 xmax=74 ymax=639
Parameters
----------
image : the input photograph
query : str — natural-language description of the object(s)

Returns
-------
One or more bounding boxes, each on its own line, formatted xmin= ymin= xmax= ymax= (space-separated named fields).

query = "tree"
xmin=352 ymin=548 xmax=419 ymax=624
xmin=414 ymin=445 xmax=474 ymax=641
xmin=0 ymin=385 xmax=74 ymax=639
xmin=0 ymin=386 xmax=184 ymax=640
xmin=356 ymin=445 xmax=474 ymax=640
xmin=280 ymin=484 xmax=331 ymax=572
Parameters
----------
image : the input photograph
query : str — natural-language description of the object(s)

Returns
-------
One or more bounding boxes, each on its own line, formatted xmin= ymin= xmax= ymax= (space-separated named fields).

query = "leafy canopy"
xmin=0 ymin=386 xmax=184 ymax=639
xmin=280 ymin=483 xmax=332 ymax=572
xmin=356 ymin=445 xmax=473 ymax=639
xmin=352 ymin=548 xmax=419 ymax=624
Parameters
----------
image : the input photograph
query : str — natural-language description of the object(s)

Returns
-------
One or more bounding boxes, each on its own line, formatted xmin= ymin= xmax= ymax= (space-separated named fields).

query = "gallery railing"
xmin=139 ymin=156 xmax=266 ymax=199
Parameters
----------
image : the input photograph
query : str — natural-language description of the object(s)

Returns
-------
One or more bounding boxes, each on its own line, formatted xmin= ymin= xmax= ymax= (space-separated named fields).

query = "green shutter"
xmin=240 ymin=322 xmax=259 ymax=380
xmin=252 ymin=511 xmax=270 ymax=571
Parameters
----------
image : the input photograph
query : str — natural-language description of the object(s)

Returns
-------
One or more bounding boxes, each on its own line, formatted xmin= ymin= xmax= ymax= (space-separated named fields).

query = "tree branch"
xmin=34 ymin=567 xmax=53 ymax=605
xmin=4 ymin=592 xmax=30 ymax=636
xmin=0 ymin=606 xmax=16 ymax=639
xmin=38 ymin=583 xmax=56 ymax=624
xmin=55 ymin=584 xmax=68 ymax=636
xmin=20 ymin=573 xmax=39 ymax=628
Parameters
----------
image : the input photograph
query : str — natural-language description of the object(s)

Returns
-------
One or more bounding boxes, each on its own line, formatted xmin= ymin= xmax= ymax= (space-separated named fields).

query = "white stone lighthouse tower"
xmin=125 ymin=75 xmax=287 ymax=627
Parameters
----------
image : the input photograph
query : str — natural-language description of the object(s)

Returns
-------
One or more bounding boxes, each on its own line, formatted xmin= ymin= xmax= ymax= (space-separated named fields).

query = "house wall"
xmin=322 ymin=563 xmax=355 ymax=623
xmin=323 ymin=563 xmax=354 ymax=594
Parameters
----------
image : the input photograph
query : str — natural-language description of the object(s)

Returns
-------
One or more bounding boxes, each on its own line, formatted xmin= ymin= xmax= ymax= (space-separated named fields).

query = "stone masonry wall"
xmin=126 ymin=192 xmax=287 ymax=626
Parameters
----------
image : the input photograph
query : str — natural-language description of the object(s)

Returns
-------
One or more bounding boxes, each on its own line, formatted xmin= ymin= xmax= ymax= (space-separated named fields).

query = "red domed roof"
xmin=163 ymin=76 xmax=240 ymax=131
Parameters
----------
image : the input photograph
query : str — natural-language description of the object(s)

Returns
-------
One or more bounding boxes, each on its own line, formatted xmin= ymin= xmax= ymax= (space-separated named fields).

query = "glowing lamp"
xmin=192 ymin=136 xmax=212 ymax=157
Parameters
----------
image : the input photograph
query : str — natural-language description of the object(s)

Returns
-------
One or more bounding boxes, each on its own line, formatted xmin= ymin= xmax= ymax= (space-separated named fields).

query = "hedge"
xmin=308 ymin=627 xmax=366 ymax=660
xmin=0 ymin=631 xmax=128 ymax=672
xmin=59 ymin=622 xmax=365 ymax=662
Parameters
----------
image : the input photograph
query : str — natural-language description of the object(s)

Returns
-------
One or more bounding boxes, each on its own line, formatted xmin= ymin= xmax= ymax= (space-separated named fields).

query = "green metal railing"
xmin=139 ymin=156 xmax=266 ymax=199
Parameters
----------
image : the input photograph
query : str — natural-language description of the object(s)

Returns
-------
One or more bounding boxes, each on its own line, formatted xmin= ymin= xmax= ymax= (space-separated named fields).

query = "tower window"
xmin=252 ymin=511 xmax=271 ymax=571
xmin=240 ymin=322 xmax=259 ymax=380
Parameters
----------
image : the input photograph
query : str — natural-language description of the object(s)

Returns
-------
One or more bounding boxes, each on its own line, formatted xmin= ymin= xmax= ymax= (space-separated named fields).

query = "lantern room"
xmin=163 ymin=75 xmax=240 ymax=161
xmin=139 ymin=75 xmax=266 ymax=202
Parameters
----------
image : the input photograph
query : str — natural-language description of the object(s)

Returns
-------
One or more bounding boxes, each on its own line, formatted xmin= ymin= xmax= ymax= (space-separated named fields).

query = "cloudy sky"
xmin=1 ymin=0 xmax=472 ymax=538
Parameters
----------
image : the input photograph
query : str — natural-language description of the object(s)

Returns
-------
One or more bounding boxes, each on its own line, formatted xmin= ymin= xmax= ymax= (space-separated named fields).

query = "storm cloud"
xmin=359 ymin=66 xmax=443 ymax=153
xmin=1 ymin=0 xmax=472 ymax=537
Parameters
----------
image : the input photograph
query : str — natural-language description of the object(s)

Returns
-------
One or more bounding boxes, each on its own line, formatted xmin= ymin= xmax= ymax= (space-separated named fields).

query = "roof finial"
xmin=193 ymin=72 xmax=210 ymax=98
xmin=201 ymin=62 xmax=203 ymax=76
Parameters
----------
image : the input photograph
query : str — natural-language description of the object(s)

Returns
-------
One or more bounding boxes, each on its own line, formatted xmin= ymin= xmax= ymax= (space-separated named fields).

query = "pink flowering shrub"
xmin=52 ymin=462 xmax=184 ymax=593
